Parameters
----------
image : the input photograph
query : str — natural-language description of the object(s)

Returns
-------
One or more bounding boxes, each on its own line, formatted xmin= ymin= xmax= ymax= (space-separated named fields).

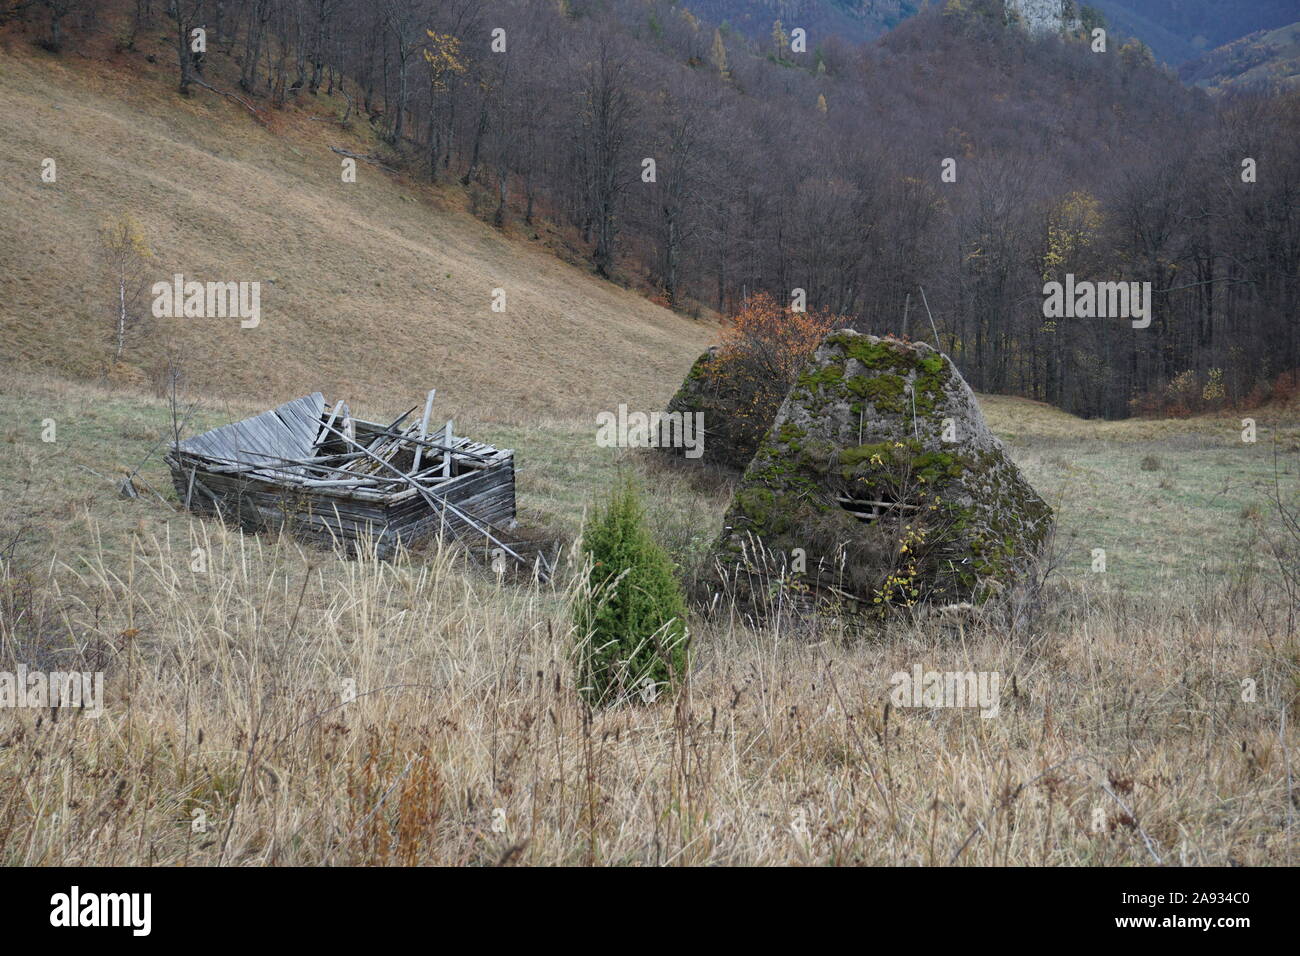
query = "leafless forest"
xmin=10 ymin=0 xmax=1299 ymax=418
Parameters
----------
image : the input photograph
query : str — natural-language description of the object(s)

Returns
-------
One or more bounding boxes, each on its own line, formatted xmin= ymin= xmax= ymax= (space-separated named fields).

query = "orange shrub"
xmin=703 ymin=293 xmax=845 ymax=455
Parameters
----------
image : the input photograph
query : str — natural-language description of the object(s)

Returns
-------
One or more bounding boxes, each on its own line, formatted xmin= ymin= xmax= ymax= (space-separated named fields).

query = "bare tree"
xmin=576 ymin=36 xmax=637 ymax=278
xmin=98 ymin=214 xmax=153 ymax=364
xmin=172 ymin=0 xmax=206 ymax=94
xmin=380 ymin=0 xmax=426 ymax=144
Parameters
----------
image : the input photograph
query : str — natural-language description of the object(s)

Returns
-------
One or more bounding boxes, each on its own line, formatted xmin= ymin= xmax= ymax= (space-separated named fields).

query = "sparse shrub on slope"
xmin=575 ymin=478 xmax=689 ymax=707
xmin=662 ymin=293 xmax=844 ymax=472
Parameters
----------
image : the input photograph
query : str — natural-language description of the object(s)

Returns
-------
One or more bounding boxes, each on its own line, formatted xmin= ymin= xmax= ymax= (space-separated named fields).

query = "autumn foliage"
xmin=703 ymin=293 xmax=845 ymax=457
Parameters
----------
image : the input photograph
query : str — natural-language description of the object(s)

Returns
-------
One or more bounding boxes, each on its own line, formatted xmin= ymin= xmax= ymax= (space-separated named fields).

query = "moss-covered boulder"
xmin=657 ymin=347 xmax=762 ymax=473
xmin=713 ymin=330 xmax=1053 ymax=614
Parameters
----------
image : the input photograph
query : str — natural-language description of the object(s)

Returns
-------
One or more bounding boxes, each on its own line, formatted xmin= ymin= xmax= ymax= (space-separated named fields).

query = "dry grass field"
xmin=0 ymin=36 xmax=1297 ymax=867
xmin=1 ymin=370 xmax=1296 ymax=866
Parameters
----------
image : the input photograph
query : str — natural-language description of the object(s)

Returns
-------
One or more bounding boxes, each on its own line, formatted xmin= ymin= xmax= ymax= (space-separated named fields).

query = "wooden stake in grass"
xmin=411 ymin=389 xmax=436 ymax=475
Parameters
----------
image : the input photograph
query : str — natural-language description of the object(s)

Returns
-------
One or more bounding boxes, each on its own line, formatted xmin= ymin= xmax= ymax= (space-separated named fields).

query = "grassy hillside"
xmin=0 ymin=36 xmax=713 ymax=420
xmin=1 ymin=31 xmax=1297 ymax=868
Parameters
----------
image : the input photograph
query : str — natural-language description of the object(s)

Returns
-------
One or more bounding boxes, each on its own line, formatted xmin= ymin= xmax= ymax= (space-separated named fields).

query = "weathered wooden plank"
xmin=169 ymin=391 xmax=520 ymax=567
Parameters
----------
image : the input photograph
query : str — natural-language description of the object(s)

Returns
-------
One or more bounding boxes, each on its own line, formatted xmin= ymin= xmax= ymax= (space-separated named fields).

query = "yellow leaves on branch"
xmin=771 ymin=20 xmax=789 ymax=57
xmin=710 ymin=28 xmax=728 ymax=75
xmin=1041 ymin=189 xmax=1102 ymax=280
xmin=424 ymin=31 xmax=466 ymax=92
xmin=98 ymin=213 xmax=152 ymax=263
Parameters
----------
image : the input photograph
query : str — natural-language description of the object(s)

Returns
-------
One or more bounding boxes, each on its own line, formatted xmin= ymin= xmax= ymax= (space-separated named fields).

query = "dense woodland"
xmin=5 ymin=0 xmax=1298 ymax=418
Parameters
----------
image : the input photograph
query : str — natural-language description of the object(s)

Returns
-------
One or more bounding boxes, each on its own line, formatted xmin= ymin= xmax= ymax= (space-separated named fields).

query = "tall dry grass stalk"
xmin=0 ymin=512 xmax=1295 ymax=866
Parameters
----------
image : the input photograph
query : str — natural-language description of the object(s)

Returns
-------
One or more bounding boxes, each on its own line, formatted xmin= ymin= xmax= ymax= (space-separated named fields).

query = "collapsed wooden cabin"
xmin=165 ymin=390 xmax=547 ymax=577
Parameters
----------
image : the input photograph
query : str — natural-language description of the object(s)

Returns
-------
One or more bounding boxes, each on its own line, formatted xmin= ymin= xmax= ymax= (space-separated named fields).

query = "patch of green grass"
xmin=1016 ymin=435 xmax=1283 ymax=592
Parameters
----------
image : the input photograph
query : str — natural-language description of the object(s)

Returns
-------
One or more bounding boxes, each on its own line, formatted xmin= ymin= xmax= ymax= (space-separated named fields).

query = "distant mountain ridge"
xmin=1179 ymin=20 xmax=1300 ymax=91
xmin=1087 ymin=1 xmax=1300 ymax=63
xmin=688 ymin=0 xmax=1300 ymax=67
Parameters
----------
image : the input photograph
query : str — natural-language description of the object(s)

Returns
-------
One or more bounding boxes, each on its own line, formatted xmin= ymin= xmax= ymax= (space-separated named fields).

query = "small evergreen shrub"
xmin=574 ymin=478 xmax=689 ymax=706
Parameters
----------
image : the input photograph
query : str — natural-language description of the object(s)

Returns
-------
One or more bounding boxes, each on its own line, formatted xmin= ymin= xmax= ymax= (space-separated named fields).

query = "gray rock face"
xmin=713 ymin=331 xmax=1053 ymax=613
xmin=1007 ymin=0 xmax=1080 ymax=37
xmin=657 ymin=347 xmax=760 ymax=472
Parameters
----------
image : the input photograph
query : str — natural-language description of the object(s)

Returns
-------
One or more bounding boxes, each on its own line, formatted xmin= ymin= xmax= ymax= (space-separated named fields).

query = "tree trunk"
xmin=116 ymin=276 xmax=128 ymax=360
xmin=177 ymin=18 xmax=193 ymax=93
xmin=494 ymin=165 xmax=509 ymax=227
xmin=462 ymin=100 xmax=489 ymax=186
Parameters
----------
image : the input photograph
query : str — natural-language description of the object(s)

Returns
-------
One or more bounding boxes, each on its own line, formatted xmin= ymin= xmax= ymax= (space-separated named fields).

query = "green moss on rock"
xmin=713 ymin=330 xmax=1053 ymax=618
